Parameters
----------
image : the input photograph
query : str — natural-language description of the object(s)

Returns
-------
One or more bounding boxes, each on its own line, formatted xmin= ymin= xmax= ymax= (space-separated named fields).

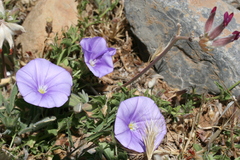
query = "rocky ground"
xmin=1 ymin=0 xmax=240 ymax=159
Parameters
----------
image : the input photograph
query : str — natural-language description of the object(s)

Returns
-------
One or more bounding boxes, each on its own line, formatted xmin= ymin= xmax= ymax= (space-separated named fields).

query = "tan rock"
xmin=16 ymin=0 xmax=78 ymax=56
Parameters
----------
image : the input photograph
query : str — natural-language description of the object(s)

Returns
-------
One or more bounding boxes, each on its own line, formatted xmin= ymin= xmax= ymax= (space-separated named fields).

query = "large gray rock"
xmin=222 ymin=0 xmax=240 ymax=9
xmin=124 ymin=0 xmax=240 ymax=96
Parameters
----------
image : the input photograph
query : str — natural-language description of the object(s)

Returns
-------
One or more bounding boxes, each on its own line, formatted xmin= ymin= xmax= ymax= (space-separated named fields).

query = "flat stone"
xmin=16 ymin=0 xmax=78 ymax=56
xmin=222 ymin=0 xmax=240 ymax=9
xmin=124 ymin=0 xmax=240 ymax=96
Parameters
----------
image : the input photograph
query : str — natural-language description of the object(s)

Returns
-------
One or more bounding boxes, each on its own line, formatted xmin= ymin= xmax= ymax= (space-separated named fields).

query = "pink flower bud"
xmin=223 ymin=12 xmax=234 ymax=27
xmin=208 ymin=12 xmax=234 ymax=40
xmin=204 ymin=6 xmax=217 ymax=34
xmin=212 ymin=31 xmax=240 ymax=47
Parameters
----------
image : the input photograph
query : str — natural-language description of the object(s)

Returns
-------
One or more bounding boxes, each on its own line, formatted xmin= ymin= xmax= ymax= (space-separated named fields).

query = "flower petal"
xmin=204 ymin=6 xmax=217 ymax=34
xmin=208 ymin=12 xmax=234 ymax=40
xmin=212 ymin=31 xmax=240 ymax=47
xmin=107 ymin=47 xmax=116 ymax=56
xmin=154 ymin=120 xmax=167 ymax=148
xmin=81 ymin=37 xmax=116 ymax=78
xmin=114 ymin=96 xmax=167 ymax=153
xmin=22 ymin=91 xmax=43 ymax=106
xmin=115 ymin=129 xmax=145 ymax=152
xmin=6 ymin=22 xmax=26 ymax=35
xmin=48 ymin=83 xmax=72 ymax=96
xmin=114 ymin=117 xmax=130 ymax=135
xmin=80 ymin=37 xmax=108 ymax=59
xmin=16 ymin=58 xmax=72 ymax=108
xmin=1 ymin=24 xmax=14 ymax=48
xmin=223 ymin=12 xmax=234 ymax=27
xmin=0 ymin=24 xmax=5 ymax=49
xmin=92 ymin=58 xmax=114 ymax=78
xmin=39 ymin=91 xmax=69 ymax=108
xmin=16 ymin=71 xmax=38 ymax=96
xmin=37 ymin=94 xmax=56 ymax=108
xmin=44 ymin=64 xmax=73 ymax=87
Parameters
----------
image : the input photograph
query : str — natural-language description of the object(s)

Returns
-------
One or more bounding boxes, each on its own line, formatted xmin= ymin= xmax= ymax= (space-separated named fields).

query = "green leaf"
xmin=18 ymin=116 xmax=56 ymax=135
xmin=56 ymin=49 xmax=66 ymax=65
xmin=98 ymin=142 xmax=115 ymax=160
xmin=203 ymin=153 xmax=215 ymax=160
xmin=193 ymin=143 xmax=202 ymax=152
xmin=69 ymin=93 xmax=82 ymax=107
xmin=6 ymin=83 xmax=18 ymax=114
xmin=25 ymin=137 xmax=37 ymax=148
xmin=92 ymin=121 xmax=104 ymax=132
xmin=214 ymin=81 xmax=231 ymax=100
xmin=61 ymin=39 xmax=72 ymax=47
xmin=235 ymin=144 xmax=240 ymax=149
xmin=213 ymin=155 xmax=230 ymax=160
xmin=86 ymin=131 xmax=107 ymax=142
xmin=47 ymin=129 xmax=58 ymax=136
xmin=0 ymin=90 xmax=3 ymax=105
xmin=57 ymin=117 xmax=68 ymax=131
xmin=79 ymin=90 xmax=89 ymax=103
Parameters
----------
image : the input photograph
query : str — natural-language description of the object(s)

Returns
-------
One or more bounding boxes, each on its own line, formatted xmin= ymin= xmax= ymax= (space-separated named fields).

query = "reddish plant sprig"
xmin=199 ymin=6 xmax=239 ymax=51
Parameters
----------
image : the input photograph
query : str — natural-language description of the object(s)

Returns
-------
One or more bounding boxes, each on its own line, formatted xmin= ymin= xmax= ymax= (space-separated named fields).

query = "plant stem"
xmin=206 ymin=81 xmax=240 ymax=101
xmin=99 ymin=0 xmax=119 ymax=18
xmin=121 ymin=35 xmax=191 ymax=88
xmin=9 ymin=133 xmax=16 ymax=148
xmin=228 ymin=80 xmax=240 ymax=91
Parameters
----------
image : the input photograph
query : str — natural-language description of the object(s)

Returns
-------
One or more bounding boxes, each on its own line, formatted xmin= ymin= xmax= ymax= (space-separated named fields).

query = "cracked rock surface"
xmin=124 ymin=0 xmax=240 ymax=96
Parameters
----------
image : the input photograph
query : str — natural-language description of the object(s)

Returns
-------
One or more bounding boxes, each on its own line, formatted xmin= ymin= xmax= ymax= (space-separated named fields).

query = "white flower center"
xmin=89 ymin=59 xmax=97 ymax=67
xmin=128 ymin=122 xmax=137 ymax=131
xmin=38 ymin=85 xmax=47 ymax=94
xmin=206 ymin=40 xmax=213 ymax=47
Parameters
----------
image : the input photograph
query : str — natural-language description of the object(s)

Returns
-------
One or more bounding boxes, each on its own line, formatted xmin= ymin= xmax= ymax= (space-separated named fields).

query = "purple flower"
xmin=199 ymin=7 xmax=238 ymax=51
xmin=204 ymin=6 xmax=217 ymax=34
xmin=16 ymin=58 xmax=73 ymax=108
xmin=208 ymin=12 xmax=234 ymax=40
xmin=212 ymin=31 xmax=240 ymax=47
xmin=80 ymin=37 xmax=116 ymax=78
xmin=114 ymin=96 xmax=167 ymax=153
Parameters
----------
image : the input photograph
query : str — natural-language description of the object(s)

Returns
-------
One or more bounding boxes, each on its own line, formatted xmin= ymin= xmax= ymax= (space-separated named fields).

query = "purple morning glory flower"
xmin=80 ymin=37 xmax=116 ymax=78
xmin=16 ymin=58 xmax=73 ymax=108
xmin=114 ymin=96 xmax=167 ymax=153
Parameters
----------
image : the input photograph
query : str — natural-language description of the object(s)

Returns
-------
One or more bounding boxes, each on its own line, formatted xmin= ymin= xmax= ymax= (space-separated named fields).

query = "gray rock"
xmin=222 ymin=0 xmax=240 ymax=9
xmin=124 ymin=0 xmax=240 ymax=96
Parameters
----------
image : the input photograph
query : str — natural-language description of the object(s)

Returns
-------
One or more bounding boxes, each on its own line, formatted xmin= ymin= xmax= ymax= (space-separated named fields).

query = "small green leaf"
xmin=69 ymin=93 xmax=82 ymax=107
xmin=87 ymin=131 xmax=107 ymax=142
xmin=235 ymin=144 xmax=240 ymax=149
xmin=6 ymin=83 xmax=18 ymax=114
xmin=92 ymin=121 xmax=104 ymax=132
xmin=193 ymin=143 xmax=202 ymax=152
xmin=47 ymin=129 xmax=58 ymax=136
xmin=25 ymin=137 xmax=37 ymax=148
xmin=57 ymin=117 xmax=68 ymax=131
xmin=18 ymin=116 xmax=56 ymax=135
xmin=99 ymin=142 xmax=115 ymax=160
xmin=0 ymin=90 xmax=3 ymax=105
